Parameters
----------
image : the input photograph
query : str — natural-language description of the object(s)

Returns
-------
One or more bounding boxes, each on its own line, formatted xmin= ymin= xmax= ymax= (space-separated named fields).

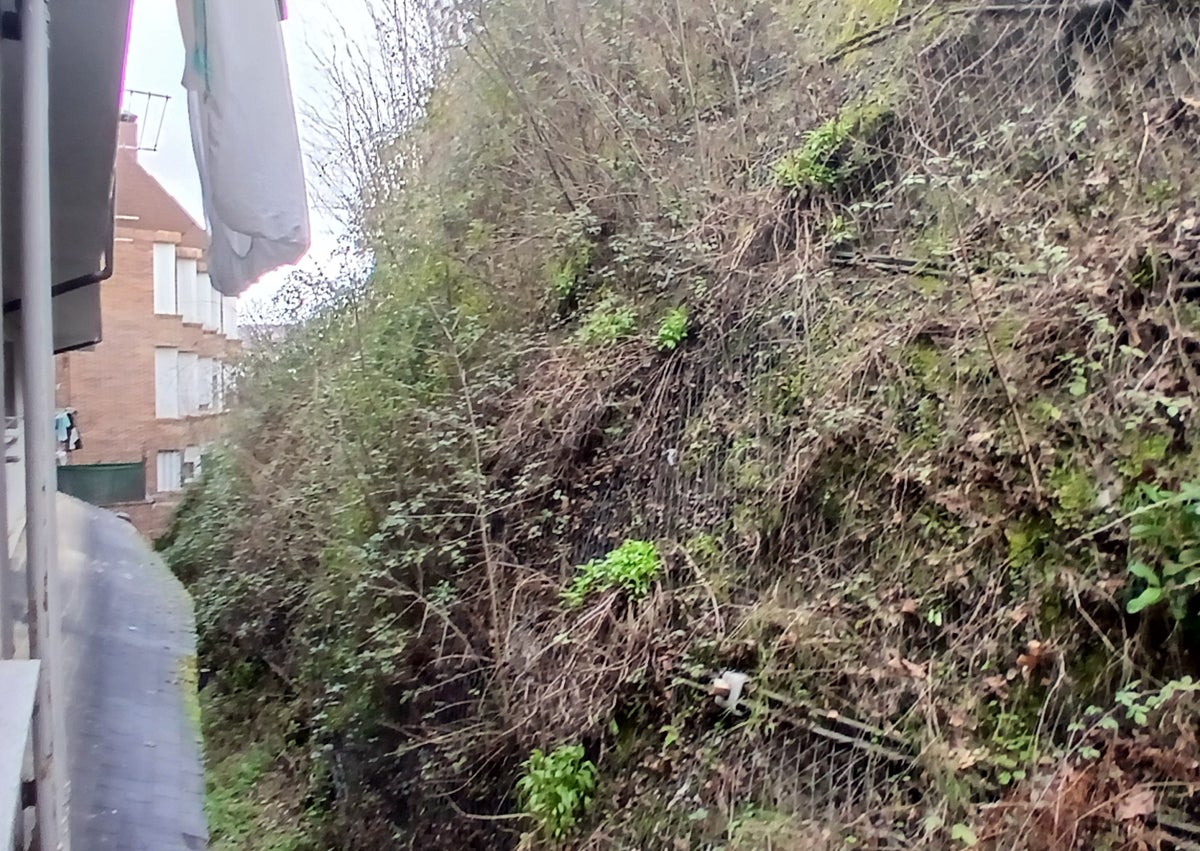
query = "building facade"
xmin=54 ymin=115 xmax=242 ymax=535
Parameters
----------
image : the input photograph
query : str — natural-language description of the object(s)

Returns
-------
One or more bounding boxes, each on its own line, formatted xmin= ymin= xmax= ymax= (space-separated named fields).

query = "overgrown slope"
xmin=161 ymin=1 xmax=1200 ymax=847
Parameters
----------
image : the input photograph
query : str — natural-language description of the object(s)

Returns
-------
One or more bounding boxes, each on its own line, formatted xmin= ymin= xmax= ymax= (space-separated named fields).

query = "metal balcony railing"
xmin=0 ymin=661 xmax=39 ymax=851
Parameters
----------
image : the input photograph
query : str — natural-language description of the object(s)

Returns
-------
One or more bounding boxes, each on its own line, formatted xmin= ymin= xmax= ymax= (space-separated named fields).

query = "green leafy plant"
xmin=1124 ymin=482 xmax=1200 ymax=620
xmin=825 ymin=212 xmax=857 ymax=246
xmin=950 ymin=823 xmax=979 ymax=847
xmin=986 ymin=708 xmax=1036 ymax=786
xmin=655 ymin=306 xmax=689 ymax=351
xmin=1114 ymin=677 xmax=1199 ymax=726
xmin=1074 ymin=678 xmax=1200 ymax=739
xmin=516 ymin=743 xmax=597 ymax=840
xmin=577 ymin=295 xmax=637 ymax=345
xmin=563 ymin=539 xmax=662 ymax=607
xmin=772 ymin=101 xmax=893 ymax=192
xmin=550 ymin=244 xmax=592 ymax=300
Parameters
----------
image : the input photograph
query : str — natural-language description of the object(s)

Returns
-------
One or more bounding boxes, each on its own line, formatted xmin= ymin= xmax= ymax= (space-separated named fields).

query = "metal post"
xmin=0 ymin=66 xmax=10 ymax=663
xmin=0 ymin=335 xmax=10 ymax=662
xmin=21 ymin=1 xmax=68 ymax=848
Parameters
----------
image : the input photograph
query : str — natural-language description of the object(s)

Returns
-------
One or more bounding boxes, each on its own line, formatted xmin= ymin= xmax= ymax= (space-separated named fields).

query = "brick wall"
xmin=55 ymin=119 xmax=243 ymax=538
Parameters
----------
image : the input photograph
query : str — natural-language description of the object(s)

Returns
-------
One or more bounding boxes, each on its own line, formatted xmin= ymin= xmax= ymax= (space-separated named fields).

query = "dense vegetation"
xmin=160 ymin=0 xmax=1200 ymax=847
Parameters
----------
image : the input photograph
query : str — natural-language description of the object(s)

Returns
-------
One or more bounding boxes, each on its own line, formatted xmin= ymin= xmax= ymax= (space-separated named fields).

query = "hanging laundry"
xmin=66 ymin=411 xmax=82 ymax=451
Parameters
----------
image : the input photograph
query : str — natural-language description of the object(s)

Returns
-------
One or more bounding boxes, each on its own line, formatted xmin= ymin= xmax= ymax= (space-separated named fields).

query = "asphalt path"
xmin=57 ymin=495 xmax=208 ymax=851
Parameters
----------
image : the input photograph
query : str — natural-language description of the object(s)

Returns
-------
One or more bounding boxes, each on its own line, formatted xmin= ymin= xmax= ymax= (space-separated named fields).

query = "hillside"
xmin=160 ymin=1 xmax=1200 ymax=848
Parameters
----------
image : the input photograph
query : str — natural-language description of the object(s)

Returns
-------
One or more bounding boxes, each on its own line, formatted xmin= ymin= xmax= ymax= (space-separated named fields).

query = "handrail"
xmin=0 ymin=661 xmax=39 ymax=851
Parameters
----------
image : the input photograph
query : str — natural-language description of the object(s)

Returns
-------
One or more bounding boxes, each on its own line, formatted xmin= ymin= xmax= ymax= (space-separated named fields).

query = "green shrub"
xmin=564 ymin=539 xmax=662 ymax=607
xmin=550 ymin=244 xmax=592 ymax=300
xmin=656 ymin=306 xmax=689 ymax=351
xmin=1125 ymin=482 xmax=1200 ymax=621
xmin=516 ymin=744 xmax=597 ymax=840
xmin=772 ymin=101 xmax=893 ymax=192
xmin=578 ymin=296 xmax=637 ymax=345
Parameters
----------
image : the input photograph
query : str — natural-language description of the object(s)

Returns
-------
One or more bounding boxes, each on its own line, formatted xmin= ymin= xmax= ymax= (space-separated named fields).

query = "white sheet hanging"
xmin=176 ymin=0 xmax=310 ymax=296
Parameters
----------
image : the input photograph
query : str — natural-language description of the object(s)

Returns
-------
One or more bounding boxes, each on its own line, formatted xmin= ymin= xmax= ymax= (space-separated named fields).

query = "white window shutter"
xmin=156 ymin=450 xmax=183 ymax=492
xmin=222 ymin=297 xmax=239 ymax=339
xmin=152 ymin=243 xmax=177 ymax=314
xmin=178 ymin=352 xmax=199 ymax=415
xmin=177 ymin=258 xmax=199 ymax=323
xmin=182 ymin=445 xmax=202 ymax=483
xmin=209 ymin=279 xmax=223 ymax=330
xmin=198 ymin=358 xmax=214 ymax=410
xmin=198 ymin=272 xmax=218 ymax=331
xmin=155 ymin=348 xmax=179 ymax=419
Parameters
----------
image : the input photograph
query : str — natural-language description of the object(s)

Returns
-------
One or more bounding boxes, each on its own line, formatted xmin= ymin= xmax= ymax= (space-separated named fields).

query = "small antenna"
xmin=120 ymin=88 xmax=171 ymax=152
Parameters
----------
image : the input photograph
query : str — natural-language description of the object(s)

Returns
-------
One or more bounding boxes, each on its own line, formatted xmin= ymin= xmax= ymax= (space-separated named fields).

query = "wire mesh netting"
xmin=248 ymin=1 xmax=1200 ymax=844
xmin=507 ymin=0 xmax=1200 ymax=557
xmin=478 ymin=1 xmax=1200 ymax=837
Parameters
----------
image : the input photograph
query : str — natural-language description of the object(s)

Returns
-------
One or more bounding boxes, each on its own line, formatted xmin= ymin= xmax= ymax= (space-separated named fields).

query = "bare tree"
xmin=301 ymin=0 xmax=464 ymax=236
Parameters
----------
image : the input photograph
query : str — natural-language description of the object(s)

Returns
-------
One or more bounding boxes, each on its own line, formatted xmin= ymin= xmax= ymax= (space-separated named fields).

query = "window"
xmin=212 ymin=360 xmax=225 ymax=412
xmin=152 ymin=243 xmax=177 ymax=314
xmin=221 ymin=362 xmax=236 ymax=409
xmin=222 ymin=296 xmax=239 ymax=340
xmin=156 ymin=450 xmax=183 ymax=492
xmin=178 ymin=352 xmax=198 ymax=415
xmin=182 ymin=445 xmax=202 ymax=484
xmin=197 ymin=357 xmax=214 ymax=411
xmin=199 ymin=272 xmax=219 ymax=331
xmin=177 ymin=257 xmax=199 ymax=323
xmin=154 ymin=348 xmax=179 ymax=419
xmin=203 ymin=274 xmax=222 ymax=331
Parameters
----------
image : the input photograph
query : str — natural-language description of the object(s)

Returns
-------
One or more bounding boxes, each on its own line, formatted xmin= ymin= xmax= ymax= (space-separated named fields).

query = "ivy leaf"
xmin=1127 ymin=561 xmax=1160 ymax=586
xmin=951 ymin=823 xmax=979 ymax=846
xmin=1126 ymin=586 xmax=1164 ymax=614
xmin=1179 ymin=548 xmax=1200 ymax=567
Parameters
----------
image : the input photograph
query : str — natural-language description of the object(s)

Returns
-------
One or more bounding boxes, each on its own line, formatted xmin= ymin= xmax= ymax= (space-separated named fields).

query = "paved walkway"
xmin=57 ymin=495 xmax=208 ymax=851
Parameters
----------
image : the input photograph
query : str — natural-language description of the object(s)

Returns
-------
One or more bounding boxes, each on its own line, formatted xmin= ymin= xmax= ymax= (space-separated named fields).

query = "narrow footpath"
xmin=57 ymin=494 xmax=208 ymax=851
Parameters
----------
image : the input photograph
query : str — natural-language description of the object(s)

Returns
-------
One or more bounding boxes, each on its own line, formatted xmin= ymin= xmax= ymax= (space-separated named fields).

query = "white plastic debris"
xmin=712 ymin=669 xmax=750 ymax=713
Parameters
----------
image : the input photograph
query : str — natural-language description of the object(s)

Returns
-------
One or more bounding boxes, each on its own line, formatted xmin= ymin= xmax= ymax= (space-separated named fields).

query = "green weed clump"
xmin=550 ymin=244 xmax=592 ymax=300
xmin=772 ymin=100 xmax=893 ymax=192
xmin=516 ymin=743 xmax=597 ymax=840
xmin=656 ymin=306 xmax=689 ymax=351
xmin=1125 ymin=482 xmax=1200 ymax=621
xmin=578 ymin=296 xmax=637 ymax=345
xmin=564 ymin=539 xmax=662 ymax=607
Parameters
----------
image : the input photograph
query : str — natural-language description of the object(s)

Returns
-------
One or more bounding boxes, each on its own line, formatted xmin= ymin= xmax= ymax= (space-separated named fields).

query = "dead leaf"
xmin=951 ymin=746 xmax=984 ymax=770
xmin=967 ymin=430 xmax=994 ymax=446
xmin=1116 ymin=787 xmax=1156 ymax=821
xmin=983 ymin=675 xmax=1010 ymax=699
xmin=1084 ymin=166 xmax=1111 ymax=189
xmin=1017 ymin=639 xmax=1055 ymax=681
xmin=887 ymin=656 xmax=928 ymax=680
xmin=900 ymin=598 xmax=919 ymax=616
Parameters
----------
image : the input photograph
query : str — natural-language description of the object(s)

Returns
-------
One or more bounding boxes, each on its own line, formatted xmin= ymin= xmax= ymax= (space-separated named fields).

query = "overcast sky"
xmin=123 ymin=1 xmax=367 ymax=314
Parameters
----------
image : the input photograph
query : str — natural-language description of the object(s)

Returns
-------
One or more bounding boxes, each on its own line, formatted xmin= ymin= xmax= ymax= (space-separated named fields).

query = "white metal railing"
xmin=0 ymin=661 xmax=39 ymax=851
xmin=5 ymin=418 xmax=18 ymax=464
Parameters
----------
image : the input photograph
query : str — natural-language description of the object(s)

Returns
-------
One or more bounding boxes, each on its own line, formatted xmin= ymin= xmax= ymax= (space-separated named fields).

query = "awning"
xmin=176 ymin=0 xmax=310 ymax=297
xmin=0 ymin=1 xmax=133 ymax=353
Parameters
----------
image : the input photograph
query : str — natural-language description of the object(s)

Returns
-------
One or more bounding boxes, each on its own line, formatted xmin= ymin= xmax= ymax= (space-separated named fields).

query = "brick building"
xmin=54 ymin=114 xmax=242 ymax=535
